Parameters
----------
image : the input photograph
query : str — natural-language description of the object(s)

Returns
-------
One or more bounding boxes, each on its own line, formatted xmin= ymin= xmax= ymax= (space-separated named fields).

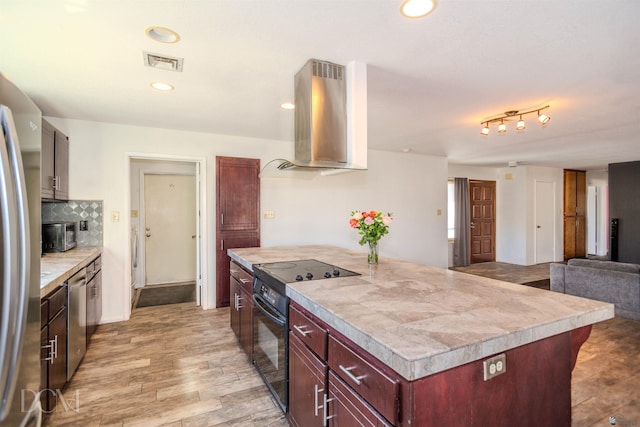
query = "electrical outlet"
xmin=483 ymin=353 xmax=506 ymax=381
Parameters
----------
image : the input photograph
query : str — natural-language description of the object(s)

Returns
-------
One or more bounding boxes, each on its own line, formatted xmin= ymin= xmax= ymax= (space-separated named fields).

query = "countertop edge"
xmin=40 ymin=247 xmax=103 ymax=298
xmin=288 ymin=286 xmax=614 ymax=380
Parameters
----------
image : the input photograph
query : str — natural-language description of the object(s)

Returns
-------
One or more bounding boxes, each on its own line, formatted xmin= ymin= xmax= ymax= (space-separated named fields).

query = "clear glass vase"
xmin=367 ymin=241 xmax=379 ymax=264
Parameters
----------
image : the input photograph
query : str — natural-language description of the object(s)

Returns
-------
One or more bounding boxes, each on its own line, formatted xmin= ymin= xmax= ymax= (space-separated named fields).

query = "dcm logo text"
xmin=22 ymin=389 xmax=80 ymax=414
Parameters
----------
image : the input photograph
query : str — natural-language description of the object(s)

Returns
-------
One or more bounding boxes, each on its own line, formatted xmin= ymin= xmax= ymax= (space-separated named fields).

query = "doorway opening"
xmin=127 ymin=155 xmax=206 ymax=315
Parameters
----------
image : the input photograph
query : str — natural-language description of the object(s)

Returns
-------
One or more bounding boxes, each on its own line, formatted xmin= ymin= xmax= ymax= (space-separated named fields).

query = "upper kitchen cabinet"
xmin=41 ymin=119 xmax=69 ymax=201
xmin=217 ymin=156 xmax=260 ymax=232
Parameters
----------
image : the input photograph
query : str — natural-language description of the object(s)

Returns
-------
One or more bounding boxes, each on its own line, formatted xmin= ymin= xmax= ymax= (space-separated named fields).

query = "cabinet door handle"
xmin=52 ymin=335 xmax=58 ymax=360
xmin=42 ymin=336 xmax=58 ymax=364
xmin=314 ymin=384 xmax=325 ymax=417
xmin=293 ymin=325 xmax=310 ymax=337
xmin=234 ymin=293 xmax=239 ymax=311
xmin=322 ymin=394 xmax=334 ymax=427
xmin=339 ymin=364 xmax=365 ymax=386
xmin=51 ymin=176 xmax=58 ymax=190
xmin=236 ymin=294 xmax=244 ymax=309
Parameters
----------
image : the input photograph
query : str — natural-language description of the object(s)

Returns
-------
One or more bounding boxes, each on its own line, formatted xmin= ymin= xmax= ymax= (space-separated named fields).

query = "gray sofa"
xmin=550 ymin=258 xmax=640 ymax=321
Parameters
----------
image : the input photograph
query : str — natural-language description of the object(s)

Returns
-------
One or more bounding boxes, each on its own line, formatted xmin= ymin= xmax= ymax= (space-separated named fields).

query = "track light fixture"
xmin=480 ymin=105 xmax=550 ymax=136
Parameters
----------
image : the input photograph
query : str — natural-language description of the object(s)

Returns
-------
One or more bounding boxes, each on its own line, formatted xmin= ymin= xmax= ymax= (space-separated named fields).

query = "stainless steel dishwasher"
xmin=67 ymin=267 xmax=87 ymax=381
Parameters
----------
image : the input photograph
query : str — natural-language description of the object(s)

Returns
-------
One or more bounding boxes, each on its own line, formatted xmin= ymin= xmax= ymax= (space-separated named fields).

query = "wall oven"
xmin=252 ymin=280 xmax=288 ymax=412
xmin=252 ymin=260 xmax=360 ymax=413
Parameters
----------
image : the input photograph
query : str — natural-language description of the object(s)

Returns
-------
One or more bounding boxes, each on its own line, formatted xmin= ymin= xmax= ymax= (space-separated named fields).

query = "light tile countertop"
xmin=229 ymin=245 xmax=614 ymax=381
xmin=40 ymin=247 xmax=103 ymax=298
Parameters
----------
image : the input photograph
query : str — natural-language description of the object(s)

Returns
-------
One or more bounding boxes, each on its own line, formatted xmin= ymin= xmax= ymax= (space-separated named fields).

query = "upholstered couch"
xmin=550 ymin=258 xmax=640 ymax=321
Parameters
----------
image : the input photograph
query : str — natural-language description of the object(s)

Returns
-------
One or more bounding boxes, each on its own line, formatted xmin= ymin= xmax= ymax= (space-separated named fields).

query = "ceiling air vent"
xmin=142 ymin=51 xmax=184 ymax=72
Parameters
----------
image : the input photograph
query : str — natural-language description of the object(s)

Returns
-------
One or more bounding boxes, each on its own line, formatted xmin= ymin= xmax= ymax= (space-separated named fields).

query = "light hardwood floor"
xmin=44 ymin=301 xmax=639 ymax=427
xmin=44 ymin=302 xmax=288 ymax=427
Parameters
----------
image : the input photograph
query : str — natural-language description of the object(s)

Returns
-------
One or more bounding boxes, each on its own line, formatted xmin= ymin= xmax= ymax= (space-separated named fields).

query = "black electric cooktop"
xmin=253 ymin=259 xmax=360 ymax=296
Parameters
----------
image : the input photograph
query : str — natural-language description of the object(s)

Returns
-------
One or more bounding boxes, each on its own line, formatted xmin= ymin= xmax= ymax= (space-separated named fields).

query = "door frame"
xmin=139 ymin=171 xmax=197 ymax=289
xmin=125 ymin=153 xmax=207 ymax=317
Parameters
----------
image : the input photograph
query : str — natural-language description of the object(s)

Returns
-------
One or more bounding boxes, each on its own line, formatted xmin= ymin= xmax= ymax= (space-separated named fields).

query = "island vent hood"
xmin=265 ymin=59 xmax=367 ymax=176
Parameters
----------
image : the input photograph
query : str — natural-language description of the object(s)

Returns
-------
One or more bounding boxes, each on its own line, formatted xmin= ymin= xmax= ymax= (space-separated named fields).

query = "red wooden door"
xmin=469 ymin=180 xmax=496 ymax=264
xmin=216 ymin=157 xmax=260 ymax=307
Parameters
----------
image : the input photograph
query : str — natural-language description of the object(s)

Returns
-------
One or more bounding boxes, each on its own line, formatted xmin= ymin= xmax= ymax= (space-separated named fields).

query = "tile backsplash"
xmin=42 ymin=200 xmax=103 ymax=247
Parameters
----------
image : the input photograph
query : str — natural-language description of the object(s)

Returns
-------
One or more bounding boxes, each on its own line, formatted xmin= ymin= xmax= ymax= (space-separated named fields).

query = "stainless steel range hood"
xmin=264 ymin=59 xmax=367 ymax=176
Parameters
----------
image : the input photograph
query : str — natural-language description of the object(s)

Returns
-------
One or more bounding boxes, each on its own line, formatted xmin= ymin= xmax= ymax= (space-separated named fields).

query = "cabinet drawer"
xmin=229 ymin=261 xmax=253 ymax=292
xmin=47 ymin=285 xmax=67 ymax=321
xmin=290 ymin=305 xmax=328 ymax=360
xmin=328 ymin=335 xmax=400 ymax=424
xmin=328 ymin=370 xmax=393 ymax=427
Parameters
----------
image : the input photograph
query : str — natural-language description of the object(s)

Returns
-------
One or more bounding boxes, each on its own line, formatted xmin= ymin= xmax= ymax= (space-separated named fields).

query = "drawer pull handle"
xmin=339 ymin=364 xmax=365 ymax=386
xmin=314 ymin=384 xmax=325 ymax=417
xmin=322 ymin=394 xmax=335 ymax=427
xmin=239 ymin=278 xmax=251 ymax=284
xmin=293 ymin=325 xmax=311 ymax=337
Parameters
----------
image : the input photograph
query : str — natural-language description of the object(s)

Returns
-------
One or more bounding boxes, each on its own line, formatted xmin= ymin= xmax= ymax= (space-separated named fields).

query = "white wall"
xmin=447 ymin=164 xmax=564 ymax=266
xmin=47 ymin=117 xmax=449 ymax=323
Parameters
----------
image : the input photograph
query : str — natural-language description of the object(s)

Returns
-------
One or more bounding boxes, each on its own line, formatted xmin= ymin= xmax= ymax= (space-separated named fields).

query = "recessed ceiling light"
xmin=150 ymin=81 xmax=174 ymax=91
xmin=145 ymin=26 xmax=180 ymax=43
xmin=280 ymin=102 xmax=295 ymax=110
xmin=400 ymin=0 xmax=437 ymax=18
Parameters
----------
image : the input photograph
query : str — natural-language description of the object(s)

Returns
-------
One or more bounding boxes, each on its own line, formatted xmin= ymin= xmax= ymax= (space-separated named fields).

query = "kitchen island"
xmin=229 ymin=245 xmax=614 ymax=426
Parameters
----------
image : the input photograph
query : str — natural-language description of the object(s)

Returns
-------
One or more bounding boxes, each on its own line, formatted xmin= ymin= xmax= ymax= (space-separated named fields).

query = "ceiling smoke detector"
xmin=143 ymin=51 xmax=184 ymax=72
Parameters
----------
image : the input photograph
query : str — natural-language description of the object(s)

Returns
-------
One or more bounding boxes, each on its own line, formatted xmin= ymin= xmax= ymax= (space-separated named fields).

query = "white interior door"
xmin=535 ymin=181 xmax=556 ymax=264
xmin=587 ymin=186 xmax=598 ymax=255
xmin=144 ymin=174 xmax=196 ymax=285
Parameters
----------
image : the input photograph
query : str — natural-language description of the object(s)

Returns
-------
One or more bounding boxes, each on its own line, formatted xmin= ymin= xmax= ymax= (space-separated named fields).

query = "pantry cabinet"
xmin=41 ymin=119 xmax=69 ymax=201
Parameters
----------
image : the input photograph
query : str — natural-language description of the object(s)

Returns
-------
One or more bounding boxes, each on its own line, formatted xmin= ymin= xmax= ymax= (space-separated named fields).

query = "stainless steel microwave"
xmin=42 ymin=221 xmax=77 ymax=252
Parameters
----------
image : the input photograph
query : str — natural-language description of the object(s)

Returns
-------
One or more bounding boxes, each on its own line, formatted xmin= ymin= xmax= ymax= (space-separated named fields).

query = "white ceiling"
xmin=2 ymin=0 xmax=639 ymax=171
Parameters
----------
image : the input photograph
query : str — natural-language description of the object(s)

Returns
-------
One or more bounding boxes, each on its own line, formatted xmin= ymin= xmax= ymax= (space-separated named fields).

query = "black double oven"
xmin=251 ymin=260 xmax=359 ymax=412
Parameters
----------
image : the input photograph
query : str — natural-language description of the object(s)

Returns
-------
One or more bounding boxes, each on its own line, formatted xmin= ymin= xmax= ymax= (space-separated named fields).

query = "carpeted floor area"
xmin=450 ymin=261 xmax=552 ymax=289
xmin=135 ymin=282 xmax=196 ymax=308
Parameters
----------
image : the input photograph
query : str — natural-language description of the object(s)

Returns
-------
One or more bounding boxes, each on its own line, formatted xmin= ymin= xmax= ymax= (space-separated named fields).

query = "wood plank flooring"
xmin=44 ymin=294 xmax=640 ymax=426
xmin=44 ymin=303 xmax=288 ymax=427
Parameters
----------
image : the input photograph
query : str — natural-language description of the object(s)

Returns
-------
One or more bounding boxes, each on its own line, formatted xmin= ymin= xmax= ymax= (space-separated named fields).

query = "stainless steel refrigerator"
xmin=0 ymin=72 xmax=42 ymax=426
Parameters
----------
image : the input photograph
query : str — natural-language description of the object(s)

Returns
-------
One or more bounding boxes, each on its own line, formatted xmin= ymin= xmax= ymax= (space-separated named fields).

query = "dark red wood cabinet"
xmin=288 ymin=303 xmax=397 ymax=426
xmin=289 ymin=334 xmax=327 ymax=427
xmin=289 ymin=301 xmax=588 ymax=427
xmin=216 ymin=156 xmax=260 ymax=307
xmin=229 ymin=261 xmax=253 ymax=359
